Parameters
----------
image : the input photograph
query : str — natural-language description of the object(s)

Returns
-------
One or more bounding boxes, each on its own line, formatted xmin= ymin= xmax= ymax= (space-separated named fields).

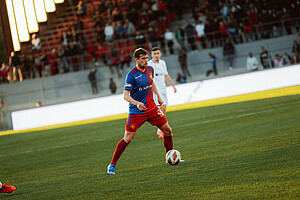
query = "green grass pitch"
xmin=1 ymin=94 xmax=299 ymax=199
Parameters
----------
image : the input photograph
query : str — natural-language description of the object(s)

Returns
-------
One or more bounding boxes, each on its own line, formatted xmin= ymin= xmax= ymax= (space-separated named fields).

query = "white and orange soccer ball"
xmin=166 ymin=149 xmax=181 ymax=165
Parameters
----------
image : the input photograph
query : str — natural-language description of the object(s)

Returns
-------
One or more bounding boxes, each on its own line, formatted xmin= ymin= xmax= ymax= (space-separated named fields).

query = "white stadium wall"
xmin=12 ymin=65 xmax=300 ymax=131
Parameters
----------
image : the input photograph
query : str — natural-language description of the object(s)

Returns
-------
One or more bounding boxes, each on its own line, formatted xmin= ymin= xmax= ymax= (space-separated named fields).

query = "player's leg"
xmin=108 ymin=114 xmax=145 ymax=175
xmin=160 ymin=122 xmax=173 ymax=153
xmin=107 ymin=131 xmax=136 ymax=175
xmin=0 ymin=181 xmax=16 ymax=193
xmin=157 ymin=93 xmax=168 ymax=138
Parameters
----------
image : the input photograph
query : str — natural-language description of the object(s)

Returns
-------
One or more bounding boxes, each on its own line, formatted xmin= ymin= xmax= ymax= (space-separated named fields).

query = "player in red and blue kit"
xmin=107 ymin=48 xmax=174 ymax=175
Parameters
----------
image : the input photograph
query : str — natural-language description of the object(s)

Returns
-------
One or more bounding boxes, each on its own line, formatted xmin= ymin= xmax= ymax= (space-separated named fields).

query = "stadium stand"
xmin=0 ymin=0 xmax=299 ymax=130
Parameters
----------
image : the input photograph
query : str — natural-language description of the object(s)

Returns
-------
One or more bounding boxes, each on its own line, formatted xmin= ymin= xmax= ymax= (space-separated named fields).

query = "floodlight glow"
xmin=44 ymin=0 xmax=56 ymax=12
xmin=33 ymin=0 xmax=47 ymax=22
xmin=54 ymin=0 xmax=64 ymax=3
xmin=23 ymin=0 xmax=39 ymax=33
xmin=12 ymin=0 xmax=30 ymax=42
xmin=5 ymin=0 xmax=20 ymax=51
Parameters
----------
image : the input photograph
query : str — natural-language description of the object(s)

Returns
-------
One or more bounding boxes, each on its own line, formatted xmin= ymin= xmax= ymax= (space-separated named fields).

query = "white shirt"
xmin=164 ymin=31 xmax=175 ymax=41
xmin=104 ymin=25 xmax=114 ymax=37
xmin=247 ymin=56 xmax=258 ymax=70
xmin=195 ymin=23 xmax=205 ymax=37
xmin=148 ymin=59 xmax=168 ymax=92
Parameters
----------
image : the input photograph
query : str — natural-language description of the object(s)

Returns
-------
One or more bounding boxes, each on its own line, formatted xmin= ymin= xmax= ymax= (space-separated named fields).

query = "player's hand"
xmin=173 ymin=87 xmax=177 ymax=93
xmin=157 ymin=97 xmax=164 ymax=106
xmin=137 ymin=102 xmax=147 ymax=111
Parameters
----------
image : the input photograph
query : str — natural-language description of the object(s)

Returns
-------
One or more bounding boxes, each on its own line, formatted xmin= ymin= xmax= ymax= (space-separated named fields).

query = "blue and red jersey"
xmin=124 ymin=66 xmax=157 ymax=114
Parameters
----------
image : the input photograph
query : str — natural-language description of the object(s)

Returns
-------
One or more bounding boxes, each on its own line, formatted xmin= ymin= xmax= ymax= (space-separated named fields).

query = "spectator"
xmin=219 ymin=21 xmax=228 ymax=44
xmin=223 ymin=39 xmax=235 ymax=70
xmin=195 ymin=20 xmax=206 ymax=49
xmin=34 ymin=52 xmax=43 ymax=78
xmin=124 ymin=19 xmax=136 ymax=37
xmin=206 ymin=52 xmax=217 ymax=76
xmin=137 ymin=11 xmax=149 ymax=30
xmin=9 ymin=51 xmax=23 ymax=82
xmin=237 ymin=22 xmax=246 ymax=43
xmin=178 ymin=50 xmax=191 ymax=79
xmin=148 ymin=26 xmax=158 ymax=50
xmin=273 ymin=54 xmax=283 ymax=67
xmin=109 ymin=78 xmax=117 ymax=94
xmin=260 ymin=9 xmax=272 ymax=39
xmin=205 ymin=20 xmax=215 ymax=48
xmin=110 ymin=56 xmax=121 ymax=77
xmin=270 ymin=11 xmax=282 ymax=37
xmin=260 ymin=46 xmax=270 ymax=69
xmin=221 ymin=2 xmax=228 ymax=24
xmin=35 ymin=101 xmax=42 ymax=107
xmin=291 ymin=52 xmax=300 ymax=64
xmin=67 ymin=42 xmax=80 ymax=71
xmin=121 ymin=54 xmax=131 ymax=69
xmin=211 ymin=17 xmax=222 ymax=47
xmin=176 ymin=71 xmax=187 ymax=84
xmin=50 ymin=48 xmax=59 ymax=75
xmin=227 ymin=18 xmax=237 ymax=43
xmin=246 ymin=52 xmax=258 ymax=71
xmin=281 ymin=7 xmax=292 ymax=35
xmin=0 ymin=62 xmax=10 ymax=83
xmin=88 ymin=68 xmax=98 ymax=95
xmin=282 ymin=52 xmax=291 ymax=65
xmin=22 ymin=54 xmax=32 ymax=79
xmin=57 ymin=45 xmax=69 ymax=73
xmin=76 ymin=0 xmax=87 ymax=18
xmin=41 ymin=54 xmax=51 ymax=76
xmin=104 ymin=22 xmax=114 ymax=41
xmin=292 ymin=40 xmax=300 ymax=55
xmin=135 ymin=31 xmax=146 ymax=49
xmin=31 ymin=33 xmax=41 ymax=52
xmin=158 ymin=32 xmax=166 ymax=55
xmin=164 ymin=28 xmax=175 ymax=54
xmin=112 ymin=7 xmax=123 ymax=22
xmin=60 ymin=31 xmax=69 ymax=47
xmin=116 ymin=20 xmax=126 ymax=39
xmin=185 ymin=21 xmax=197 ymax=51
xmin=248 ymin=8 xmax=259 ymax=40
xmin=174 ymin=25 xmax=186 ymax=51
xmin=289 ymin=2 xmax=299 ymax=32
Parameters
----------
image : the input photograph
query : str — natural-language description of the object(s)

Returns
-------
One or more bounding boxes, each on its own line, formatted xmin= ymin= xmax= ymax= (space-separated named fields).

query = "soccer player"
xmin=107 ymin=48 xmax=174 ymax=175
xmin=148 ymin=47 xmax=177 ymax=138
xmin=0 ymin=181 xmax=16 ymax=193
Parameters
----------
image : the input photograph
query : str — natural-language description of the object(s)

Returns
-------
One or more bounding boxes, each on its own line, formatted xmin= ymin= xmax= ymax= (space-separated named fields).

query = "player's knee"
xmin=163 ymin=127 xmax=172 ymax=136
xmin=123 ymin=131 xmax=135 ymax=143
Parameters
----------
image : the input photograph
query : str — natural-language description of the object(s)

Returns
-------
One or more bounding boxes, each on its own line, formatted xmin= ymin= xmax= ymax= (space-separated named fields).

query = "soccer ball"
xmin=166 ymin=149 xmax=181 ymax=165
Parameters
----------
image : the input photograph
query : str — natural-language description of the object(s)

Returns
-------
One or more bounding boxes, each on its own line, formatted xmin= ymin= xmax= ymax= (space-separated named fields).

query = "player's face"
xmin=151 ymin=50 xmax=161 ymax=62
xmin=136 ymin=54 xmax=148 ymax=69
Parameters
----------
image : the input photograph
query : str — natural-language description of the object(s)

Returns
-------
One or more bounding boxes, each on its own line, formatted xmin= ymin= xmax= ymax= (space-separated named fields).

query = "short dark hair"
xmin=134 ymin=48 xmax=148 ymax=59
xmin=151 ymin=47 xmax=160 ymax=52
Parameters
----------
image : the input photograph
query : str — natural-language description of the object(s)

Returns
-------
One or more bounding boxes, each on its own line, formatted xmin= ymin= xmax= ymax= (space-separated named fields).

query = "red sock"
xmin=163 ymin=135 xmax=173 ymax=153
xmin=111 ymin=139 xmax=130 ymax=165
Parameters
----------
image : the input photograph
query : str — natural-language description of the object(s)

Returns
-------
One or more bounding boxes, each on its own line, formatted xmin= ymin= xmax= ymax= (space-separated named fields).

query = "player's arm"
xmin=123 ymin=90 xmax=147 ymax=111
xmin=152 ymin=82 xmax=163 ymax=106
xmin=165 ymin=74 xmax=177 ymax=93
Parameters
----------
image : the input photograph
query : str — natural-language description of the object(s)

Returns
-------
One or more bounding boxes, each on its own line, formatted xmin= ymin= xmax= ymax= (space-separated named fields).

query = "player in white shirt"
xmin=148 ymin=47 xmax=177 ymax=138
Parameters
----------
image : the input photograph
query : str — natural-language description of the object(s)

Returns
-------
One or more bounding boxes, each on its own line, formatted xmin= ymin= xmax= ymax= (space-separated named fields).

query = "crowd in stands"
xmin=1 ymin=0 xmax=300 ymax=84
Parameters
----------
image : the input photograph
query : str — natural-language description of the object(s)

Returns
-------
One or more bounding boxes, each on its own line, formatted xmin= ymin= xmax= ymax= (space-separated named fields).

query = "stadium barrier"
xmin=12 ymin=64 xmax=300 ymax=131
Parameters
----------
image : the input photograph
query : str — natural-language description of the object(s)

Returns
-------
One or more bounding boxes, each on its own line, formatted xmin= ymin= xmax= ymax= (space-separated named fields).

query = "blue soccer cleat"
xmin=107 ymin=164 xmax=116 ymax=175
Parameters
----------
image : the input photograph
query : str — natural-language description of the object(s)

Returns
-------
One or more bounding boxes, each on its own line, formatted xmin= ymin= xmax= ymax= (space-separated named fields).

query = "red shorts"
xmin=125 ymin=108 xmax=168 ymax=132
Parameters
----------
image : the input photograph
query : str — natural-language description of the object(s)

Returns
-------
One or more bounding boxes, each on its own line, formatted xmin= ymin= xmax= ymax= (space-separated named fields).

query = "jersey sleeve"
xmin=162 ymin=61 xmax=169 ymax=75
xmin=124 ymin=73 xmax=134 ymax=91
